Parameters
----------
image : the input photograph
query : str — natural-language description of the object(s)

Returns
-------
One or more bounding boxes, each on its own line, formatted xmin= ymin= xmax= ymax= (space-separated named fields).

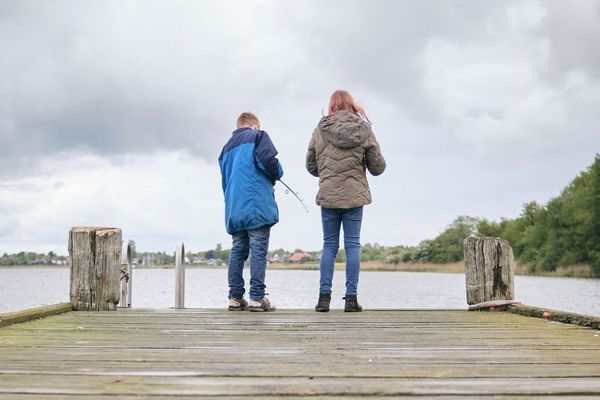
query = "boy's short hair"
xmin=236 ymin=112 xmax=260 ymax=129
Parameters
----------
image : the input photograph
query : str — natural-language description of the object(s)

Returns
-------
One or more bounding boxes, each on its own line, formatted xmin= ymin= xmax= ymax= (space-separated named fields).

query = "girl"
xmin=306 ymin=90 xmax=386 ymax=312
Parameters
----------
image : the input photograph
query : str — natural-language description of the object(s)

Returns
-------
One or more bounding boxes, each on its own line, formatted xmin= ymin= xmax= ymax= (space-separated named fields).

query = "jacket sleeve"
xmin=219 ymin=162 xmax=227 ymax=193
xmin=305 ymin=130 xmax=319 ymax=177
xmin=364 ymin=131 xmax=386 ymax=176
xmin=254 ymin=131 xmax=284 ymax=182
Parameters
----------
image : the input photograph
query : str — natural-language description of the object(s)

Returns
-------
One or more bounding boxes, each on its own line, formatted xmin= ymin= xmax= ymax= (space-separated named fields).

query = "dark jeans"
xmin=319 ymin=206 xmax=363 ymax=295
xmin=228 ymin=226 xmax=270 ymax=301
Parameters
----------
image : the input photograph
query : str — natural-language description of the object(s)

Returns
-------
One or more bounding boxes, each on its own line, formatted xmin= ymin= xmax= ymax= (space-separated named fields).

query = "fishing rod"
xmin=278 ymin=179 xmax=309 ymax=213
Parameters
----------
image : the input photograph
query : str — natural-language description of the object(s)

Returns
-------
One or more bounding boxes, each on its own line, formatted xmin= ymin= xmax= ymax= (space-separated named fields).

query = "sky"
xmin=1 ymin=0 xmax=599 ymax=255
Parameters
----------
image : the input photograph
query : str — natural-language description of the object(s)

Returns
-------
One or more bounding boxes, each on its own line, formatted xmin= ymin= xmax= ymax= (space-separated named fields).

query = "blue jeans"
xmin=319 ymin=206 xmax=363 ymax=295
xmin=228 ymin=226 xmax=270 ymax=301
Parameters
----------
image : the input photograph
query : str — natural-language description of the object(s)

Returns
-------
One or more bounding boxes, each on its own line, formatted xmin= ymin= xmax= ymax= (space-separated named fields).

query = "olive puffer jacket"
xmin=306 ymin=110 xmax=386 ymax=209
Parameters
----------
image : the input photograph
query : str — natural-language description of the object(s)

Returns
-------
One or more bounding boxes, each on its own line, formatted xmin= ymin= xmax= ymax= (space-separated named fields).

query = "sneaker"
xmin=228 ymin=297 xmax=248 ymax=311
xmin=343 ymin=295 xmax=362 ymax=312
xmin=246 ymin=296 xmax=276 ymax=312
xmin=315 ymin=292 xmax=331 ymax=312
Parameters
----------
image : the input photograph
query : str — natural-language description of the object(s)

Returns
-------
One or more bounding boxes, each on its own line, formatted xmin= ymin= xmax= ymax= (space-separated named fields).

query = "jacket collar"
xmin=232 ymin=127 xmax=253 ymax=136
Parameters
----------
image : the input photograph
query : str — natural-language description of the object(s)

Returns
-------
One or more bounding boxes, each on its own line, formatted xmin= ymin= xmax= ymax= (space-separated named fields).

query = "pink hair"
xmin=328 ymin=90 xmax=371 ymax=123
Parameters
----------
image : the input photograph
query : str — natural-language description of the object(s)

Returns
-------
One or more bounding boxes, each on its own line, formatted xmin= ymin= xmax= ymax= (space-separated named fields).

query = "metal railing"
xmin=119 ymin=240 xmax=134 ymax=308
xmin=174 ymin=242 xmax=185 ymax=309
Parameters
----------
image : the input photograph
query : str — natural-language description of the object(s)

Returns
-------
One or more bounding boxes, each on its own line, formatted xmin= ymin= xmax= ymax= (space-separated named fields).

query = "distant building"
xmin=289 ymin=252 xmax=311 ymax=263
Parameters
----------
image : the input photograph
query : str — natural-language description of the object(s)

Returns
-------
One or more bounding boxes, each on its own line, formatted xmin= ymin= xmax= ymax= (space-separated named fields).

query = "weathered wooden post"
xmin=463 ymin=236 xmax=516 ymax=310
xmin=174 ymin=242 xmax=185 ymax=309
xmin=119 ymin=240 xmax=133 ymax=308
xmin=69 ymin=227 xmax=122 ymax=311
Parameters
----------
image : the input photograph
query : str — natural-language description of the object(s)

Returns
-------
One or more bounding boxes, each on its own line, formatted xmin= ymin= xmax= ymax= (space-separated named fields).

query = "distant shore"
xmin=2 ymin=261 xmax=594 ymax=278
xmin=110 ymin=261 xmax=599 ymax=278
xmin=270 ymin=262 xmax=595 ymax=278
xmin=268 ymin=261 xmax=466 ymax=273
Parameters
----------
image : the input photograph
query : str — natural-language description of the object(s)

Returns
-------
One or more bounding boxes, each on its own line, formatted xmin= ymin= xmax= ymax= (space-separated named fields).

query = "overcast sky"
xmin=1 ymin=0 xmax=599 ymax=255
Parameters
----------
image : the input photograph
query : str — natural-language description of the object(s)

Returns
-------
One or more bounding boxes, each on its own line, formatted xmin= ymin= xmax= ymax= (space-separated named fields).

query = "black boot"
xmin=344 ymin=294 xmax=362 ymax=312
xmin=315 ymin=292 xmax=331 ymax=312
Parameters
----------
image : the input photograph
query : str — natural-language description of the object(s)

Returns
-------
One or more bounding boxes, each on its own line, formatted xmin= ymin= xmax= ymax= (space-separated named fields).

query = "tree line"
xmin=0 ymin=251 xmax=67 ymax=266
xmin=477 ymin=154 xmax=600 ymax=276
xmin=374 ymin=154 xmax=599 ymax=276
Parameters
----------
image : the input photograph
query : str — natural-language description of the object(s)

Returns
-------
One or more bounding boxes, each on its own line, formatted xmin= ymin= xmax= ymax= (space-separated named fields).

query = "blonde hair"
xmin=236 ymin=112 xmax=260 ymax=129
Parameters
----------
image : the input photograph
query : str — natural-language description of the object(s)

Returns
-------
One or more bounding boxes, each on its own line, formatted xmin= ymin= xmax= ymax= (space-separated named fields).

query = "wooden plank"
xmin=508 ymin=303 xmax=600 ymax=330
xmin=1 ymin=361 xmax=600 ymax=378
xmin=0 ymin=396 xmax=594 ymax=400
xmin=1 ymin=374 xmax=600 ymax=396
xmin=0 ymin=309 xmax=599 ymax=397
xmin=0 ymin=303 xmax=72 ymax=328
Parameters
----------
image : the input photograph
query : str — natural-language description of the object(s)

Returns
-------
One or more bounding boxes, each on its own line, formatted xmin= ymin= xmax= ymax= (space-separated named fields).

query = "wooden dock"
xmin=1 ymin=308 xmax=600 ymax=398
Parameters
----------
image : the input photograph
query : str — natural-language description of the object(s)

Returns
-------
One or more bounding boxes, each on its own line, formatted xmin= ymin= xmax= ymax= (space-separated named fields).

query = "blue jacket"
xmin=218 ymin=128 xmax=284 ymax=234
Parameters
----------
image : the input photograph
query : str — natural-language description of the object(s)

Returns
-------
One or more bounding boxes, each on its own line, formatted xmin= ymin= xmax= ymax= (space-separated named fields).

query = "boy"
xmin=218 ymin=112 xmax=283 ymax=311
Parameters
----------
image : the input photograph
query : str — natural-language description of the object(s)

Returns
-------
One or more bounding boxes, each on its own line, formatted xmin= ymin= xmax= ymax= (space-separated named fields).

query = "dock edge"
xmin=0 ymin=303 xmax=73 ymax=328
xmin=507 ymin=303 xmax=600 ymax=330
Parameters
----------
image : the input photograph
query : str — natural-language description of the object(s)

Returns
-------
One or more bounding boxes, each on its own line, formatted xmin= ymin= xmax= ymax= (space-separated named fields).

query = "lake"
xmin=1 ymin=267 xmax=599 ymax=316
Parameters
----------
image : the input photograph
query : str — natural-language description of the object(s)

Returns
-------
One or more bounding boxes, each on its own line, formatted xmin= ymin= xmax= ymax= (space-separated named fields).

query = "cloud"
xmin=537 ymin=0 xmax=600 ymax=81
xmin=414 ymin=1 xmax=600 ymax=154
xmin=2 ymin=0 xmax=598 ymax=170
xmin=0 ymin=1 xmax=312 ymax=175
xmin=0 ymin=152 xmax=231 ymax=253
xmin=1 ymin=1 xmax=599 ymax=253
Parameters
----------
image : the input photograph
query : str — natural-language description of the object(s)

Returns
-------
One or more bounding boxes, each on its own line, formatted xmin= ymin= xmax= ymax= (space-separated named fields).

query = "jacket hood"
xmin=318 ymin=111 xmax=370 ymax=149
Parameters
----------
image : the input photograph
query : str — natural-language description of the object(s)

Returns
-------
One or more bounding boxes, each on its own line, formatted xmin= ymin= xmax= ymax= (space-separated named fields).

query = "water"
xmin=1 ymin=267 xmax=599 ymax=317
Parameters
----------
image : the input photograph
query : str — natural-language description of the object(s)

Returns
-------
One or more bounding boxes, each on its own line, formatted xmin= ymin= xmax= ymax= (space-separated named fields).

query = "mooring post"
xmin=119 ymin=240 xmax=133 ymax=308
xmin=463 ymin=236 xmax=516 ymax=310
xmin=69 ymin=227 xmax=122 ymax=311
xmin=175 ymin=242 xmax=185 ymax=309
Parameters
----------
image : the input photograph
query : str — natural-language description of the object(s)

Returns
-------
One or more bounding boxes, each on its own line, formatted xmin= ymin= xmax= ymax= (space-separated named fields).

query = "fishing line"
xmin=278 ymin=179 xmax=309 ymax=213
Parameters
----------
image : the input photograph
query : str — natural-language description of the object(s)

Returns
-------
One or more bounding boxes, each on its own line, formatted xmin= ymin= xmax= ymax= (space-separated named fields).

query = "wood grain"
xmin=464 ymin=236 xmax=514 ymax=305
xmin=1 ymin=309 xmax=599 ymax=398
xmin=69 ymin=227 xmax=121 ymax=311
